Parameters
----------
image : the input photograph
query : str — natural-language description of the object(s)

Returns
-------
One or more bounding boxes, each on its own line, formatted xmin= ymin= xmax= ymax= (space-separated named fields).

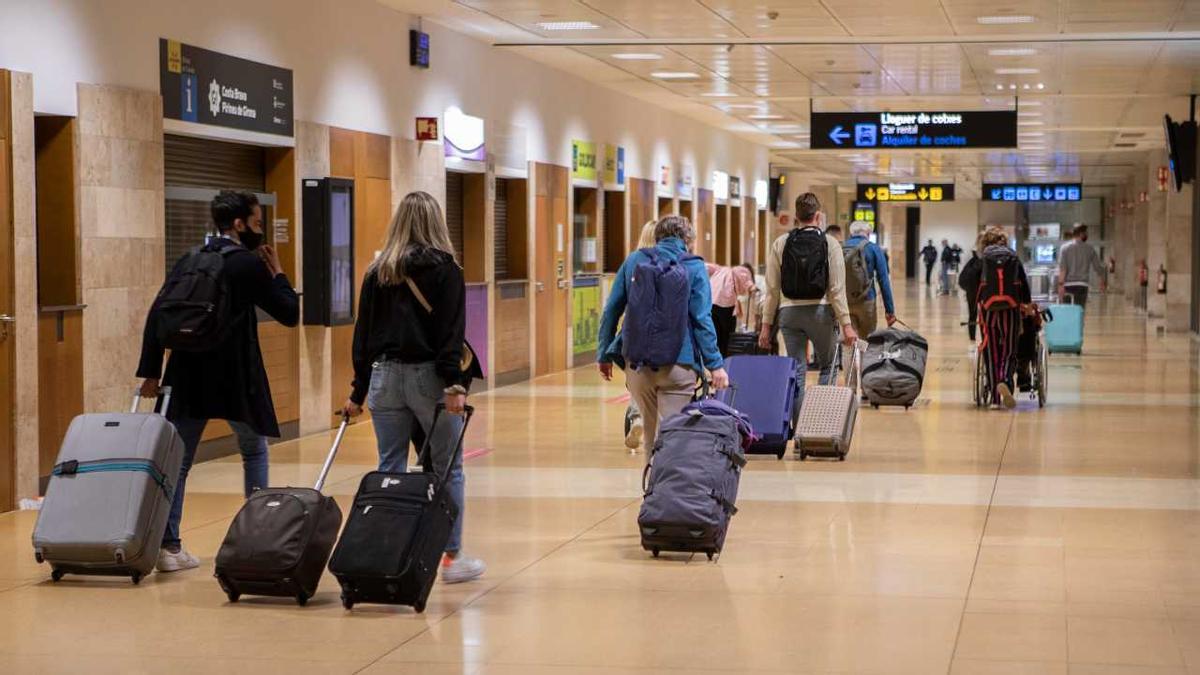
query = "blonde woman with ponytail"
xmin=341 ymin=190 xmax=485 ymax=584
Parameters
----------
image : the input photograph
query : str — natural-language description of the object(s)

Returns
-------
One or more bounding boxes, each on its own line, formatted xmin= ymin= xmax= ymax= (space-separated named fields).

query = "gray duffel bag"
xmin=861 ymin=325 xmax=929 ymax=409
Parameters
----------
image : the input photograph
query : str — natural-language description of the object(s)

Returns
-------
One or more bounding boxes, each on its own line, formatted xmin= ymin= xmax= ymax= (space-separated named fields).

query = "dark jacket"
xmin=137 ymin=238 xmax=300 ymax=437
xmin=921 ymin=245 xmax=938 ymax=264
xmin=350 ymin=246 xmax=466 ymax=405
xmin=958 ymin=252 xmax=981 ymax=304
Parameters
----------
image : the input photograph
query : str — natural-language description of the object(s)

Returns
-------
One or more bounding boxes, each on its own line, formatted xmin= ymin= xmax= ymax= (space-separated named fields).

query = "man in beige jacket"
xmin=758 ymin=192 xmax=859 ymax=410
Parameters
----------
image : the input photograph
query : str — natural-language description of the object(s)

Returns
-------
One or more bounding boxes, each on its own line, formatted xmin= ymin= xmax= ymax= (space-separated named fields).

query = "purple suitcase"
xmin=718 ymin=355 xmax=800 ymax=459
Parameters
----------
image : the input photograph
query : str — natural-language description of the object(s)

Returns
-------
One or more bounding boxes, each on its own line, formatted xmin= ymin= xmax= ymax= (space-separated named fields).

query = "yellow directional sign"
xmin=857 ymin=183 xmax=954 ymax=202
xmin=917 ymin=187 xmax=929 ymax=200
xmin=864 ymin=187 xmax=876 ymax=200
xmin=930 ymin=186 xmax=943 ymax=201
xmin=876 ymin=187 xmax=889 ymax=201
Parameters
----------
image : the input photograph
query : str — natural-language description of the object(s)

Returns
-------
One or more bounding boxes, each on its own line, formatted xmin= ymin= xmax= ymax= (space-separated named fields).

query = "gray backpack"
xmin=638 ymin=411 xmax=746 ymax=560
xmin=843 ymin=240 xmax=872 ymax=304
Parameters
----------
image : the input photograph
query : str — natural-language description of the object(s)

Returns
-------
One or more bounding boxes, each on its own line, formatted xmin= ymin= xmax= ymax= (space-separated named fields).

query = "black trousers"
xmin=711 ymin=305 xmax=737 ymax=358
xmin=967 ymin=301 xmax=978 ymax=341
xmin=925 ymin=262 xmax=935 ymax=284
xmin=1064 ymin=285 xmax=1089 ymax=309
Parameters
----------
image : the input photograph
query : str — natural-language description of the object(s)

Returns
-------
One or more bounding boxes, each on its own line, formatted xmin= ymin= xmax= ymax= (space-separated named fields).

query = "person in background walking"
xmin=137 ymin=190 xmax=299 ymax=572
xmin=706 ymin=262 xmax=758 ymax=357
xmin=598 ymin=216 xmax=729 ymax=449
xmin=842 ymin=220 xmax=896 ymax=338
xmin=939 ymin=239 xmax=954 ymax=294
xmin=760 ymin=192 xmax=858 ymax=413
xmin=921 ymin=239 xmax=938 ymax=285
xmin=1058 ymin=224 xmax=1106 ymax=309
xmin=958 ymin=243 xmax=982 ymax=342
xmin=341 ymin=190 xmax=485 ymax=584
xmin=622 ymin=220 xmax=660 ymax=451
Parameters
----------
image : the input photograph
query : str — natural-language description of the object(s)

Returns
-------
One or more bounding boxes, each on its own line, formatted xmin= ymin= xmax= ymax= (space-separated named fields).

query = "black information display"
xmin=982 ymin=183 xmax=1082 ymax=202
xmin=160 ymin=38 xmax=294 ymax=137
xmin=856 ymin=183 xmax=955 ymax=203
xmin=811 ymin=110 xmax=1017 ymax=150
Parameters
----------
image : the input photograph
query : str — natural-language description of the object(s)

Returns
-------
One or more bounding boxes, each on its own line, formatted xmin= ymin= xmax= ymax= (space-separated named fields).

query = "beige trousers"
xmin=625 ymin=365 xmax=696 ymax=449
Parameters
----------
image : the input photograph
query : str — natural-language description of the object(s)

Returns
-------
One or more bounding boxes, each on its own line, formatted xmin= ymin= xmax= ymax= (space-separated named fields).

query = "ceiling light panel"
xmin=612 ymin=53 xmax=663 ymax=61
xmin=976 ymin=14 xmax=1037 ymax=25
xmin=535 ymin=20 xmax=599 ymax=31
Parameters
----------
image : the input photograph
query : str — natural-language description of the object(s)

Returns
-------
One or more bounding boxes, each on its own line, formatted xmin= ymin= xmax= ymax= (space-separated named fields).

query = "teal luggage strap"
xmin=52 ymin=459 xmax=173 ymax=501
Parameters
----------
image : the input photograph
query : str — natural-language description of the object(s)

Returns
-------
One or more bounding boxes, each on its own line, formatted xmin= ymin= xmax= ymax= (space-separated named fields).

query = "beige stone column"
xmin=295 ymin=121 xmax=332 ymax=436
xmin=76 ymin=84 xmax=164 ymax=416
xmin=9 ymin=72 xmax=38 ymax=500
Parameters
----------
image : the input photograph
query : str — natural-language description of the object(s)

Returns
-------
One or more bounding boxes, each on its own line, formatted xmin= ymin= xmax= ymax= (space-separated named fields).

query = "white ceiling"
xmin=380 ymin=0 xmax=1200 ymax=193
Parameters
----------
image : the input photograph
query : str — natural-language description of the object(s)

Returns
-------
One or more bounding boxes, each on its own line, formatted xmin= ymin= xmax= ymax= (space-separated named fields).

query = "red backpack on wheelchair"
xmin=978 ymin=248 xmax=1024 ymax=311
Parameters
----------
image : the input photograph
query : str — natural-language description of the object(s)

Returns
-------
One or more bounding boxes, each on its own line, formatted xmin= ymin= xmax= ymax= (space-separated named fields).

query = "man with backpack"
xmin=920 ymin=240 xmax=938 ymax=285
xmin=136 ymin=190 xmax=300 ymax=572
xmin=597 ymin=215 xmax=728 ymax=448
xmin=843 ymin=220 xmax=896 ymax=338
xmin=759 ymin=192 xmax=858 ymax=409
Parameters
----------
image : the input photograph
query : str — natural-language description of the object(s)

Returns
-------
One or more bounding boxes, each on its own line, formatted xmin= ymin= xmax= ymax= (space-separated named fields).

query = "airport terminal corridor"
xmin=1 ymin=280 xmax=1198 ymax=674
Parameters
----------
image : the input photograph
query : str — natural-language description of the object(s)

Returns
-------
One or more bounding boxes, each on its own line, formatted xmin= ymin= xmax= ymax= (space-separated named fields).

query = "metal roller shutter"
xmin=445 ymin=171 xmax=465 ymax=260
xmin=163 ymin=135 xmax=265 ymax=271
xmin=494 ymin=177 xmax=509 ymax=280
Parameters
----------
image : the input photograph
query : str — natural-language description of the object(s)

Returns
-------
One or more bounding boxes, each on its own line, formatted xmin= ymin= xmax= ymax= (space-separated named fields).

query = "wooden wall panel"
xmin=741 ymin=198 xmax=757 ymax=266
xmin=533 ymin=162 xmax=569 ymax=375
xmin=1 ymin=71 xmax=15 ymax=509
xmin=696 ymin=189 xmax=714 ymax=261
xmin=494 ymin=284 xmax=531 ymax=376
xmin=627 ymin=178 xmax=656 ymax=248
xmin=715 ymin=204 xmax=729 ymax=266
xmin=264 ymin=146 xmax=299 ymax=429
xmin=506 ymin=179 xmax=529 ymax=279
xmin=36 ymin=311 xmax=83 ymax=479
xmin=463 ymin=173 xmax=487 ymax=283
xmin=34 ymin=117 xmax=79 ymax=306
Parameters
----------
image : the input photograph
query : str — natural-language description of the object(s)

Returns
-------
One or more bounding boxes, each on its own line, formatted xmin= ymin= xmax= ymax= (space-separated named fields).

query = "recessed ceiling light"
xmin=996 ymin=68 xmax=1039 ymax=75
xmin=722 ymin=103 xmax=765 ymax=110
xmin=988 ymin=47 xmax=1038 ymax=57
xmin=1019 ymin=121 xmax=1044 ymax=127
xmin=701 ymin=92 xmax=738 ymax=98
xmin=651 ymin=71 xmax=701 ymax=80
xmin=1009 ymin=84 xmax=1018 ymax=90
xmin=536 ymin=20 xmax=600 ymax=31
xmin=995 ymin=84 xmax=1005 ymax=90
xmin=977 ymin=14 xmax=1036 ymax=25
xmin=1020 ymin=130 xmax=1045 ymax=136
xmin=613 ymin=53 xmax=663 ymax=61
xmin=748 ymin=114 xmax=784 ymax=120
xmin=1037 ymin=82 xmax=1045 ymax=89
xmin=1020 ymin=100 xmax=1043 ymax=107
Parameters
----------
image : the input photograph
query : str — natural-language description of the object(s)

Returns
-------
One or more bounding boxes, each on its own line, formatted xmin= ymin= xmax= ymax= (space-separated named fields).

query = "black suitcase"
xmin=213 ymin=414 xmax=349 ymax=606
xmin=329 ymin=405 xmax=473 ymax=613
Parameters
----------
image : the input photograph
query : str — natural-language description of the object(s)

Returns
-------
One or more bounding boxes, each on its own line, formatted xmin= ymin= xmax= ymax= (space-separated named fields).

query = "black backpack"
xmin=781 ymin=227 xmax=829 ymax=300
xmin=154 ymin=243 xmax=240 ymax=351
xmin=978 ymin=248 xmax=1023 ymax=311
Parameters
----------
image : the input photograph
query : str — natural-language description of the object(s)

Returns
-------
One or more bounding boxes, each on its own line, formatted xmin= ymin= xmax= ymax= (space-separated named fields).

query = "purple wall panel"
xmin=465 ymin=284 xmax=489 ymax=377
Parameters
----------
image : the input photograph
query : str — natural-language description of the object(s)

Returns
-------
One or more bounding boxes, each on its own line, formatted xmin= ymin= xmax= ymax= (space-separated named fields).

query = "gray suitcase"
xmin=32 ymin=388 xmax=184 ymax=584
xmin=795 ymin=343 xmax=861 ymax=461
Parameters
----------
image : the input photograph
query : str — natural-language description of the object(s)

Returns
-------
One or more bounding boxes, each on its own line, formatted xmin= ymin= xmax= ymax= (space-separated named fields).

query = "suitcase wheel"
xmin=50 ymin=569 xmax=64 ymax=582
xmin=837 ymin=454 xmax=846 ymax=462
xmin=798 ymin=451 xmax=808 ymax=461
xmin=34 ymin=551 xmax=44 ymax=564
xmin=705 ymin=551 xmax=715 ymax=562
xmin=226 ymin=591 xmax=241 ymax=603
xmin=340 ymin=593 xmax=354 ymax=610
xmin=295 ymin=592 xmax=309 ymax=607
xmin=651 ymin=548 xmax=660 ymax=558
xmin=414 ymin=599 xmax=427 ymax=614
xmin=130 ymin=572 xmax=143 ymax=585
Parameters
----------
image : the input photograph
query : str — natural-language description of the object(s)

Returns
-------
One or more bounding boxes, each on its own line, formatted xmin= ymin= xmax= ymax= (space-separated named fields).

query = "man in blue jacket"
xmin=597 ymin=215 xmax=729 ymax=448
xmin=843 ymin=220 xmax=896 ymax=336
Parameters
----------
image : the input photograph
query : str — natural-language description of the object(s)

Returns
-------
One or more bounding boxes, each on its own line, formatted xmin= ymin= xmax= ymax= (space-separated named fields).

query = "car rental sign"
xmin=811 ymin=110 xmax=1016 ymax=150
xmin=160 ymin=39 xmax=294 ymax=137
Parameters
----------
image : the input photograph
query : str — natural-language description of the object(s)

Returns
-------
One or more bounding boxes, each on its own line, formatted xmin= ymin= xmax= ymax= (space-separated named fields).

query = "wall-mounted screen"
xmin=302 ymin=177 xmax=355 ymax=326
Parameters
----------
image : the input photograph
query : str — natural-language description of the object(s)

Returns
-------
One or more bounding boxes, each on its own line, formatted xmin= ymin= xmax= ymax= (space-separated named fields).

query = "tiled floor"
xmin=2 ymin=282 xmax=1200 ymax=674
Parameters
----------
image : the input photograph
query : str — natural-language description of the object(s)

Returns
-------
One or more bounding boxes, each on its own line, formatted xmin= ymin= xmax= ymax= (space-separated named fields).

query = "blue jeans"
xmin=778 ymin=305 xmax=838 ymax=418
xmin=367 ymin=360 xmax=466 ymax=554
xmin=163 ymin=418 xmax=269 ymax=548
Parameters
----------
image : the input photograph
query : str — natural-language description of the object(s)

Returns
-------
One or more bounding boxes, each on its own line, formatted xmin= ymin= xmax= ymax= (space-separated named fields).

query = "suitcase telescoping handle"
xmin=130 ymin=386 xmax=173 ymax=416
xmin=844 ymin=340 xmax=864 ymax=394
xmin=418 ymin=403 xmax=475 ymax=493
xmin=313 ymin=412 xmax=351 ymax=493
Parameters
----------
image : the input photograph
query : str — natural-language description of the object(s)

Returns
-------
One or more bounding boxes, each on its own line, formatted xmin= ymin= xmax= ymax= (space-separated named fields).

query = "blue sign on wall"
xmin=983 ymin=183 xmax=1082 ymax=202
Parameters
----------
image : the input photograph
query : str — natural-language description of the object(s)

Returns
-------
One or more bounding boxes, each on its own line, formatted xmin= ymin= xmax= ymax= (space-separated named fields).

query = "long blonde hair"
xmin=637 ymin=220 xmax=657 ymax=249
xmin=372 ymin=191 xmax=456 ymax=286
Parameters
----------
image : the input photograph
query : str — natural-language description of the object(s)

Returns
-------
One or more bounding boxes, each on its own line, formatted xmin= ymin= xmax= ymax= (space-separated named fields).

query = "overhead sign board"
xmin=160 ymin=38 xmax=294 ymax=137
xmin=811 ymin=110 xmax=1017 ymax=150
xmin=857 ymin=183 xmax=955 ymax=202
xmin=982 ymin=183 xmax=1082 ymax=202
xmin=602 ymin=145 xmax=625 ymax=186
xmin=572 ymin=140 xmax=597 ymax=181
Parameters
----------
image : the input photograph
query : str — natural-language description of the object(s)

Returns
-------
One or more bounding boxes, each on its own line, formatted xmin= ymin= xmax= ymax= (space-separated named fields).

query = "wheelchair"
xmin=970 ymin=309 xmax=1049 ymax=409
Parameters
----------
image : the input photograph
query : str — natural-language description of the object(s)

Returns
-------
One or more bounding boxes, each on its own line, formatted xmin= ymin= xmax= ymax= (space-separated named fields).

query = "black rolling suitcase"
xmin=329 ymin=405 xmax=473 ymax=613
xmin=213 ymin=414 xmax=349 ymax=606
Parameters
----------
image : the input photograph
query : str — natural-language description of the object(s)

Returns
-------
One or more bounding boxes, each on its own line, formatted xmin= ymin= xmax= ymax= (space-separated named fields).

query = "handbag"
xmin=404 ymin=277 xmax=484 ymax=385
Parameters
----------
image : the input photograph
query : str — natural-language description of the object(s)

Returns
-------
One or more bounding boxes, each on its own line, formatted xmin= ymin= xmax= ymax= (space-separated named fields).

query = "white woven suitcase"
xmin=795 ymin=342 xmax=861 ymax=461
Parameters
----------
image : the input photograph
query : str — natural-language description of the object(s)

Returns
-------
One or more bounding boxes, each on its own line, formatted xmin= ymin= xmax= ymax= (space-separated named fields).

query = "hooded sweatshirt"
xmin=350 ymin=245 xmax=466 ymax=404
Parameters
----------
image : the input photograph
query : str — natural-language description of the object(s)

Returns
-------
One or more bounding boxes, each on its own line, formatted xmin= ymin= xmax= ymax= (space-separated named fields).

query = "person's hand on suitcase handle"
xmin=756 ymin=323 xmax=774 ymax=351
xmin=139 ymin=378 xmax=160 ymax=399
xmin=709 ymin=367 xmax=729 ymax=391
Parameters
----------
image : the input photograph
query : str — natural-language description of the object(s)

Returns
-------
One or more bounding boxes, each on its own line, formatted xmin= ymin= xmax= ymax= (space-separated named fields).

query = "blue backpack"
xmin=623 ymin=247 xmax=697 ymax=369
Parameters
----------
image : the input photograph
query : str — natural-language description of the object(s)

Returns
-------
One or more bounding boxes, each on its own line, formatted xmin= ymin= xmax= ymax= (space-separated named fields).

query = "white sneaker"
xmin=997 ymin=383 xmax=1017 ymax=410
xmin=441 ymin=554 xmax=486 ymax=584
xmin=625 ymin=416 xmax=644 ymax=450
xmin=156 ymin=547 xmax=200 ymax=573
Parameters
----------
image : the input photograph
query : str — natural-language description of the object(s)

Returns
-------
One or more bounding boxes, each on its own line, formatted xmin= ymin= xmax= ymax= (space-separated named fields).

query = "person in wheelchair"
xmin=969 ymin=226 xmax=1034 ymax=409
